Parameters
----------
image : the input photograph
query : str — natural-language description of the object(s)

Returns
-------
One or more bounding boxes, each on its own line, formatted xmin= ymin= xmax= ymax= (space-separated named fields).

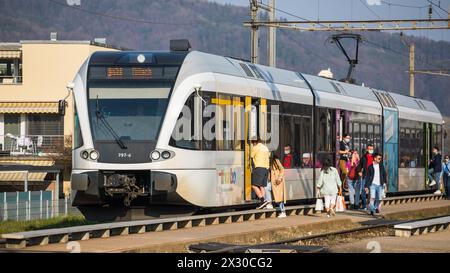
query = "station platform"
xmin=18 ymin=199 xmax=450 ymax=253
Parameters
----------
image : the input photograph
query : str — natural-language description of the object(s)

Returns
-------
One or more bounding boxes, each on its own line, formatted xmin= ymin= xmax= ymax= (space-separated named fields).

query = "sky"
xmin=210 ymin=0 xmax=450 ymax=41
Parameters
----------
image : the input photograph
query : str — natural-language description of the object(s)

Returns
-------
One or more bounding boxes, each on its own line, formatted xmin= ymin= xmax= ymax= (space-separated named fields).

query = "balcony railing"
xmin=0 ymin=75 xmax=22 ymax=84
xmin=0 ymin=135 xmax=67 ymax=157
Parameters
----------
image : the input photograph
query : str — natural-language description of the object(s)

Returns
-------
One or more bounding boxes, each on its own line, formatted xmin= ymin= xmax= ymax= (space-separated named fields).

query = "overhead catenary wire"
xmin=426 ymin=0 xmax=450 ymax=15
xmin=46 ymin=0 xmax=193 ymax=26
xmin=254 ymin=0 xmax=448 ymax=73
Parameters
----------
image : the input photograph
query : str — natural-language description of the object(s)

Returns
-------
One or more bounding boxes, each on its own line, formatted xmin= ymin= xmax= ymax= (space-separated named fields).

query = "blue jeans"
xmin=369 ymin=184 xmax=383 ymax=214
xmin=347 ymin=178 xmax=360 ymax=206
xmin=360 ymin=177 xmax=367 ymax=209
xmin=428 ymin=169 xmax=442 ymax=190
xmin=265 ymin=182 xmax=272 ymax=203
xmin=443 ymin=173 xmax=450 ymax=197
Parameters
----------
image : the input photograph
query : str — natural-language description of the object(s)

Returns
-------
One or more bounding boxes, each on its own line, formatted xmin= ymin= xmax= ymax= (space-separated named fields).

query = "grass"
xmin=0 ymin=214 xmax=96 ymax=236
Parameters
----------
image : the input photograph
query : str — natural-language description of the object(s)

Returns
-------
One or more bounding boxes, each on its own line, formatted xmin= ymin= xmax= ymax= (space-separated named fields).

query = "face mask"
xmin=284 ymin=150 xmax=290 ymax=155
xmin=368 ymin=150 xmax=374 ymax=154
xmin=344 ymin=138 xmax=350 ymax=143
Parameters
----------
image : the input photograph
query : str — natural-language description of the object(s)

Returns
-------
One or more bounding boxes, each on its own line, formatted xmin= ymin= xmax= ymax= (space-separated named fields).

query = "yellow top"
xmin=251 ymin=143 xmax=270 ymax=169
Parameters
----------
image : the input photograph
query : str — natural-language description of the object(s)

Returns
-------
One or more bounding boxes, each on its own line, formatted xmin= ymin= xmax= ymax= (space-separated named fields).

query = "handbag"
xmin=315 ymin=198 xmax=324 ymax=212
xmin=335 ymin=190 xmax=346 ymax=212
xmin=348 ymin=165 xmax=357 ymax=180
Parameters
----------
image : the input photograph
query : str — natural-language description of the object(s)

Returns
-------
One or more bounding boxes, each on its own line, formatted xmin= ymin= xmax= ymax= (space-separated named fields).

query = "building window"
xmin=27 ymin=114 xmax=63 ymax=136
xmin=0 ymin=57 xmax=22 ymax=84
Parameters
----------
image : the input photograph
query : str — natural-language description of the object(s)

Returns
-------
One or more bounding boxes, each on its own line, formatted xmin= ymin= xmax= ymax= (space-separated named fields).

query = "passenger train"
xmin=70 ymin=41 xmax=444 ymax=219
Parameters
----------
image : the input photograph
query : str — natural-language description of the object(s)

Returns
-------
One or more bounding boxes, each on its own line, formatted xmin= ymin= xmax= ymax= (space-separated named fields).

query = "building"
xmin=0 ymin=36 xmax=120 ymax=196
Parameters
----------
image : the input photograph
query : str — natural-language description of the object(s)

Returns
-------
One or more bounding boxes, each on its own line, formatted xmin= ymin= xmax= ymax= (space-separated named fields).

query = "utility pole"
xmin=268 ymin=0 xmax=276 ymax=67
xmin=409 ymin=44 xmax=415 ymax=97
xmin=250 ymin=0 xmax=259 ymax=64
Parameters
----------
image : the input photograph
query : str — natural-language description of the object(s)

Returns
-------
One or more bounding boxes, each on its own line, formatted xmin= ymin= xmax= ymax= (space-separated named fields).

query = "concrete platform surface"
xmin=330 ymin=229 xmax=450 ymax=253
xmin=15 ymin=199 xmax=450 ymax=253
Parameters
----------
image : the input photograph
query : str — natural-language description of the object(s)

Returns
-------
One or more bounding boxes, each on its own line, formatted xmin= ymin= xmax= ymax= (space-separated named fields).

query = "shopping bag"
xmin=335 ymin=191 xmax=346 ymax=212
xmin=315 ymin=198 xmax=324 ymax=212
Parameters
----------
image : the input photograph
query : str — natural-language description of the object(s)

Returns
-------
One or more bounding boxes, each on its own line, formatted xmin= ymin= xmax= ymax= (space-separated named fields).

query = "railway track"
xmin=0 ymin=193 xmax=445 ymax=249
xmin=190 ymin=216 xmax=447 ymax=253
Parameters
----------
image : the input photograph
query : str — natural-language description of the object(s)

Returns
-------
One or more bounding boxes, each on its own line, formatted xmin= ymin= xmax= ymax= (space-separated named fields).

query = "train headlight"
xmin=161 ymin=151 xmax=171 ymax=159
xmin=89 ymin=150 xmax=99 ymax=160
xmin=81 ymin=150 xmax=89 ymax=159
xmin=150 ymin=150 xmax=160 ymax=160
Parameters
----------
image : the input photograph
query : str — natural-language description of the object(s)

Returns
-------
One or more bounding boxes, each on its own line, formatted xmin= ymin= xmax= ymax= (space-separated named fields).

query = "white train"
xmin=70 ymin=41 xmax=444 ymax=218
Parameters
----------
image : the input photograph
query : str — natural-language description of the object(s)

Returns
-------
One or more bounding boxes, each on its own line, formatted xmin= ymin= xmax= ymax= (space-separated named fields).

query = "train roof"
xmin=85 ymin=50 xmax=443 ymax=124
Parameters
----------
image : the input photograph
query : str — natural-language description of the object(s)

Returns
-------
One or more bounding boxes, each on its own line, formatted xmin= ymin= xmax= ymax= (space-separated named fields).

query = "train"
xmin=69 ymin=40 xmax=444 ymax=220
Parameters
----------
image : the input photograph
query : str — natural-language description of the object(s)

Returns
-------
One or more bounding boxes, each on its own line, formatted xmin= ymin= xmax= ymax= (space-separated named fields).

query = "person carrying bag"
xmin=316 ymin=158 xmax=342 ymax=217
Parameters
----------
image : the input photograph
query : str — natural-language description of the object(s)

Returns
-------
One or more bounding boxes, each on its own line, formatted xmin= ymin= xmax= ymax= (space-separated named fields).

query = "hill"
xmin=1 ymin=0 xmax=449 ymax=115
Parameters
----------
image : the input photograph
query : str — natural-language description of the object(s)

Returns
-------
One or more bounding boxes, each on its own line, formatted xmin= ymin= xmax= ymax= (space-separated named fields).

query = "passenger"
xmin=365 ymin=153 xmax=387 ymax=217
xmin=269 ymin=154 xmax=287 ymax=217
xmin=338 ymin=134 xmax=351 ymax=191
xmin=316 ymin=158 xmax=342 ymax=218
xmin=358 ymin=144 xmax=374 ymax=211
xmin=442 ymin=155 xmax=450 ymax=199
xmin=347 ymin=150 xmax=360 ymax=210
xmin=428 ymin=146 xmax=443 ymax=195
xmin=301 ymin=153 xmax=313 ymax=168
xmin=283 ymin=144 xmax=293 ymax=169
xmin=251 ymin=138 xmax=271 ymax=209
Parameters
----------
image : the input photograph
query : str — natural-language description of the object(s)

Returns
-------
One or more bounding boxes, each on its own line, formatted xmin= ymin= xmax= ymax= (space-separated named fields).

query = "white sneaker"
xmin=434 ymin=190 xmax=442 ymax=195
xmin=277 ymin=212 xmax=286 ymax=218
xmin=265 ymin=203 xmax=274 ymax=209
xmin=429 ymin=180 xmax=436 ymax=187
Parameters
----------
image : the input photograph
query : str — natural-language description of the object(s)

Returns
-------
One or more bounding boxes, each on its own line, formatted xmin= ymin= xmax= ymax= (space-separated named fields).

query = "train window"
xmin=367 ymin=124 xmax=374 ymax=149
xmin=316 ymin=107 xmax=335 ymax=166
xmin=352 ymin=122 xmax=360 ymax=154
xmin=274 ymin=101 xmax=313 ymax=168
xmin=374 ymin=125 xmax=381 ymax=152
xmin=360 ymin=123 xmax=367 ymax=152
xmin=170 ymin=91 xmax=246 ymax=151
xmin=74 ymin=104 xmax=83 ymax=149
xmin=215 ymin=94 xmax=233 ymax=151
xmin=399 ymin=119 xmax=425 ymax=168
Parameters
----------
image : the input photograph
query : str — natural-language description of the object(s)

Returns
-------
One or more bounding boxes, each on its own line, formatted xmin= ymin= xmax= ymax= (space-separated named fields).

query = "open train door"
xmin=244 ymin=96 xmax=255 ymax=201
xmin=244 ymin=97 xmax=267 ymax=201
xmin=373 ymin=90 xmax=399 ymax=193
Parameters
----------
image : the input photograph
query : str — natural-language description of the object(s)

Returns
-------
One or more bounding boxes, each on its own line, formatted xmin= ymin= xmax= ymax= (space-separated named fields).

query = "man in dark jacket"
xmin=357 ymin=144 xmax=374 ymax=210
xmin=365 ymin=153 xmax=387 ymax=216
xmin=428 ymin=146 xmax=443 ymax=195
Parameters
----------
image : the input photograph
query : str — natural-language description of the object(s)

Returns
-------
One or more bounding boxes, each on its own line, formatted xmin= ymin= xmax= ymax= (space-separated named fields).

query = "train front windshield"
xmin=87 ymin=81 xmax=171 ymax=143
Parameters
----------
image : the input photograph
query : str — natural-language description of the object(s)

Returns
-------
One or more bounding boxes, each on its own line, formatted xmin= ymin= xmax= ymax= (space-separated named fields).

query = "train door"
xmin=244 ymin=96 xmax=254 ymax=201
xmin=383 ymin=109 xmax=399 ymax=192
xmin=244 ymin=97 xmax=270 ymax=201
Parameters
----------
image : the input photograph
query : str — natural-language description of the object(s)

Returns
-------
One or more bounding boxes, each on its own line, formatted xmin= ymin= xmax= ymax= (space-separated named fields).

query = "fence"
xmin=0 ymin=134 xmax=65 ymax=156
xmin=0 ymin=191 xmax=80 ymax=221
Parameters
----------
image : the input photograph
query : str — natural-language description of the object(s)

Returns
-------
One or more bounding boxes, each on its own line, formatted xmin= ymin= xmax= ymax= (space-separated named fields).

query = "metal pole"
xmin=3 ymin=203 xmax=7 ymax=221
xmin=55 ymin=171 xmax=60 ymax=216
xmin=65 ymin=196 xmax=68 ymax=216
xmin=28 ymin=191 xmax=31 ymax=220
xmin=409 ymin=44 xmax=415 ymax=97
xmin=16 ymin=191 xmax=19 ymax=221
xmin=40 ymin=190 xmax=43 ymax=219
xmin=46 ymin=200 xmax=49 ymax=219
xmin=268 ymin=0 xmax=276 ymax=67
xmin=250 ymin=0 xmax=259 ymax=64
xmin=24 ymin=171 xmax=28 ymax=192
xmin=55 ymin=171 xmax=60 ymax=201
